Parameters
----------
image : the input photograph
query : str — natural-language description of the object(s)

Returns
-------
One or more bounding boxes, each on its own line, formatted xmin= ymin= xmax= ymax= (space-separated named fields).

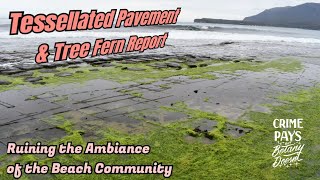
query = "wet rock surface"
xmin=39 ymin=69 xmax=59 ymax=73
xmin=24 ymin=77 xmax=43 ymax=83
xmin=14 ymin=64 xmax=42 ymax=71
xmin=220 ymin=41 xmax=235 ymax=46
xmin=0 ymin=54 xmax=222 ymax=76
xmin=67 ymin=60 xmax=83 ymax=64
xmin=11 ymin=71 xmax=34 ymax=77
xmin=101 ymin=63 xmax=115 ymax=67
xmin=68 ymin=65 xmax=80 ymax=69
xmin=193 ymin=119 xmax=218 ymax=133
xmin=40 ymin=63 xmax=58 ymax=69
xmin=1 ymin=68 xmax=24 ymax=75
xmin=89 ymin=69 xmax=99 ymax=72
xmin=187 ymin=63 xmax=197 ymax=68
xmin=149 ymin=63 xmax=168 ymax=69
xmin=141 ymin=110 xmax=188 ymax=123
xmin=0 ymin=80 xmax=12 ymax=85
xmin=55 ymin=72 xmax=73 ymax=77
xmin=166 ymin=62 xmax=182 ymax=69
xmin=199 ymin=63 xmax=208 ymax=67
xmin=121 ymin=67 xmax=146 ymax=71
xmin=0 ymin=58 xmax=319 ymax=149
xmin=224 ymin=124 xmax=252 ymax=138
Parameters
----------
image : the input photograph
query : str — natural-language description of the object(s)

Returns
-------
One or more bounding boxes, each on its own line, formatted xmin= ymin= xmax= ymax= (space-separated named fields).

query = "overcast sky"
xmin=1 ymin=0 xmax=320 ymax=21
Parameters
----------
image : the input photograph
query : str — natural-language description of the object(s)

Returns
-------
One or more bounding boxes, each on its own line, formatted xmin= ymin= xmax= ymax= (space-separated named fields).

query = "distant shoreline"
xmin=194 ymin=18 xmax=320 ymax=31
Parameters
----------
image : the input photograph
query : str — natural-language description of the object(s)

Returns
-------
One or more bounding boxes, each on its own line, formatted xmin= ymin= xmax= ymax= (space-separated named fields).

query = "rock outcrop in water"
xmin=195 ymin=3 xmax=320 ymax=30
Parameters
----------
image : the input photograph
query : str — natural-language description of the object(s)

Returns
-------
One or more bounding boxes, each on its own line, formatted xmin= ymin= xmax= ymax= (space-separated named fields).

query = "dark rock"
xmin=166 ymin=62 xmax=182 ymax=69
xmin=204 ymin=133 xmax=214 ymax=140
xmin=120 ymin=60 xmax=137 ymax=64
xmin=83 ymin=59 xmax=97 ymax=63
xmin=109 ymin=57 xmax=123 ymax=61
xmin=224 ymin=124 xmax=252 ymax=138
xmin=199 ymin=63 xmax=208 ymax=67
xmin=24 ymin=77 xmax=43 ymax=83
xmin=15 ymin=64 xmax=41 ymax=70
xmin=0 ymin=80 xmax=12 ymax=85
xmin=219 ymin=57 xmax=233 ymax=61
xmin=150 ymin=63 xmax=167 ymax=69
xmin=55 ymin=73 xmax=73 ymax=77
xmin=1 ymin=68 xmax=24 ymax=75
xmin=198 ymin=55 xmax=211 ymax=60
xmin=216 ymin=103 xmax=220 ymax=105
xmin=11 ymin=71 xmax=34 ymax=77
xmin=54 ymin=61 xmax=69 ymax=67
xmin=101 ymin=63 xmax=115 ymax=67
xmin=171 ymin=60 xmax=185 ymax=63
xmin=220 ymin=41 xmax=235 ymax=46
xmin=121 ymin=67 xmax=128 ymax=70
xmin=187 ymin=63 xmax=197 ymax=68
xmin=194 ymin=90 xmax=198 ymax=93
xmin=192 ymin=119 xmax=218 ymax=140
xmin=186 ymin=59 xmax=197 ymax=63
xmin=39 ymin=69 xmax=59 ymax=73
xmin=121 ymin=67 xmax=146 ymax=71
xmin=185 ymin=54 xmax=197 ymax=58
xmin=91 ymin=61 xmax=107 ymax=65
xmin=194 ymin=119 xmax=218 ymax=132
xmin=67 ymin=60 xmax=83 ymax=64
xmin=233 ymin=60 xmax=241 ymax=63
xmin=95 ymin=58 xmax=108 ymax=61
xmin=41 ymin=63 xmax=57 ymax=69
xmin=131 ymin=59 xmax=145 ymax=63
xmin=68 ymin=65 xmax=80 ymax=68
xmin=75 ymin=71 xmax=84 ymax=73
xmin=89 ymin=69 xmax=99 ymax=72
xmin=194 ymin=126 xmax=202 ymax=133
xmin=32 ymin=81 xmax=46 ymax=85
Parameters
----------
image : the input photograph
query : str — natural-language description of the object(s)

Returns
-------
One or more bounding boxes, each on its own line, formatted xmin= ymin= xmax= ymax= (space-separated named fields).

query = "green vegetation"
xmin=0 ymin=75 xmax=25 ymax=92
xmin=120 ymin=89 xmax=144 ymax=98
xmin=130 ymin=92 xmax=143 ymax=98
xmin=25 ymin=95 xmax=39 ymax=101
xmin=0 ymin=58 xmax=303 ymax=93
xmin=161 ymin=102 xmax=230 ymax=140
xmin=1 ymin=84 xmax=319 ymax=179
xmin=52 ymin=95 xmax=69 ymax=103
xmin=159 ymin=84 xmax=170 ymax=89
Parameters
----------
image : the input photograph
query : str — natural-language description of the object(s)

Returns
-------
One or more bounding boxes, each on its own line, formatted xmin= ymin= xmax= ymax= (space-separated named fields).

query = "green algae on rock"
xmin=0 ymin=58 xmax=303 ymax=93
xmin=1 ymin=85 xmax=319 ymax=179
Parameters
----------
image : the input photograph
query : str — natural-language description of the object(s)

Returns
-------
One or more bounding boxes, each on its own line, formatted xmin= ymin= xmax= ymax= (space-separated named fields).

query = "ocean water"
xmin=0 ymin=18 xmax=320 ymax=67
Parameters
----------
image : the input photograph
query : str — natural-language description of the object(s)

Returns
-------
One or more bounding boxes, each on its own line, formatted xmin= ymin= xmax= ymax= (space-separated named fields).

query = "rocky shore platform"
xmin=0 ymin=56 xmax=319 ymax=179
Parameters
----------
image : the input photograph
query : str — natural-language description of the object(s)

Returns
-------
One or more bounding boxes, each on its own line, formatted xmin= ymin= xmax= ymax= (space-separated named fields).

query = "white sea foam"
xmin=1 ymin=25 xmax=319 ymax=44
xmin=1 ymin=22 xmax=320 ymax=66
xmin=168 ymin=30 xmax=320 ymax=44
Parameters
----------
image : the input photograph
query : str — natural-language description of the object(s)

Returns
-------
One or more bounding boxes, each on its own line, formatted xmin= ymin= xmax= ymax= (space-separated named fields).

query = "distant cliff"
xmin=195 ymin=3 xmax=320 ymax=30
